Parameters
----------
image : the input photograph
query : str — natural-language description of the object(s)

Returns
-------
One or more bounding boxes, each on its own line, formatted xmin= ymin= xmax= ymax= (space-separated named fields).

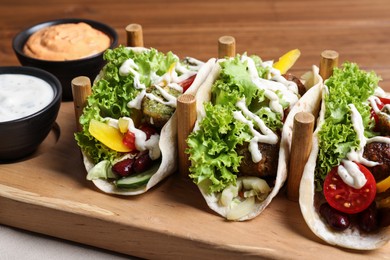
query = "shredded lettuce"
xmin=315 ymin=62 xmax=380 ymax=190
xmin=75 ymin=46 xmax=179 ymax=164
xmin=187 ymin=54 xmax=288 ymax=193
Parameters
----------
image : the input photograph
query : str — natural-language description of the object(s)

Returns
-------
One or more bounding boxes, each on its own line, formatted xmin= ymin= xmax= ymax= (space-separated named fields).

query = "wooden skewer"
xmin=287 ymin=112 xmax=315 ymax=202
xmin=218 ymin=36 xmax=236 ymax=58
xmin=72 ymin=23 xmax=145 ymax=131
xmin=176 ymin=36 xmax=237 ymax=178
xmin=177 ymin=94 xmax=197 ymax=178
xmin=126 ymin=23 xmax=144 ymax=47
xmin=319 ymin=50 xmax=339 ymax=81
xmin=71 ymin=76 xmax=92 ymax=132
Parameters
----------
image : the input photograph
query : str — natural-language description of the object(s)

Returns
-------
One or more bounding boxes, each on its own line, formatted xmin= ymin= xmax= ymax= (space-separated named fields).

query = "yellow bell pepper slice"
xmin=273 ymin=49 xmax=301 ymax=74
xmin=89 ymin=119 xmax=132 ymax=152
xmin=161 ymin=62 xmax=176 ymax=86
xmin=377 ymin=175 xmax=390 ymax=193
xmin=378 ymin=196 xmax=390 ymax=208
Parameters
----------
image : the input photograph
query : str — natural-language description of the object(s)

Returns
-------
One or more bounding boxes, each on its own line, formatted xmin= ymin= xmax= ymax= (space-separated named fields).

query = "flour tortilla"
xmin=83 ymin=54 xmax=216 ymax=195
xmin=299 ymin=83 xmax=390 ymax=250
xmin=193 ymin=63 xmax=323 ymax=221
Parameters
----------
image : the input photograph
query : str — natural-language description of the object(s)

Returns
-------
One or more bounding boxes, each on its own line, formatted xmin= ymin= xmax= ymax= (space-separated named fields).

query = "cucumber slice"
xmin=115 ymin=163 xmax=158 ymax=189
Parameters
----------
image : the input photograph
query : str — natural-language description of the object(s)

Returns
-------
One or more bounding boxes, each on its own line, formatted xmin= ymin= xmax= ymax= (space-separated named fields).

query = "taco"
xmin=75 ymin=45 xmax=215 ymax=195
xmin=186 ymin=51 xmax=322 ymax=221
xmin=300 ymin=62 xmax=390 ymax=249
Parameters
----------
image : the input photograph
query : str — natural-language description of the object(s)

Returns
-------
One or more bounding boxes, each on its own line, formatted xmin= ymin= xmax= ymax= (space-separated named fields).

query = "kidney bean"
xmin=112 ymin=158 xmax=134 ymax=177
xmin=139 ymin=124 xmax=158 ymax=140
xmin=378 ymin=207 xmax=390 ymax=228
xmin=319 ymin=203 xmax=350 ymax=231
xmin=134 ymin=153 xmax=152 ymax=173
xmin=358 ymin=202 xmax=379 ymax=232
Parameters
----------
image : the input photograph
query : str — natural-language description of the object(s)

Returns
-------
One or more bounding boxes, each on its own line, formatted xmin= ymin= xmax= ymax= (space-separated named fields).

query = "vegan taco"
xmin=75 ymin=46 xmax=215 ymax=195
xmin=300 ymin=62 xmax=390 ymax=249
xmin=186 ymin=51 xmax=322 ymax=220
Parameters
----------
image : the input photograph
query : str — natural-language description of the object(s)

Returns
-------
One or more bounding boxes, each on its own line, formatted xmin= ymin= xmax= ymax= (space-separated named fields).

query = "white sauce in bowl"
xmin=0 ymin=74 xmax=54 ymax=122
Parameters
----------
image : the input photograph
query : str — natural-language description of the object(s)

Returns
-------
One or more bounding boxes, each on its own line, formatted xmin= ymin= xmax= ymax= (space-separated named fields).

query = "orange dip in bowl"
xmin=23 ymin=22 xmax=111 ymax=61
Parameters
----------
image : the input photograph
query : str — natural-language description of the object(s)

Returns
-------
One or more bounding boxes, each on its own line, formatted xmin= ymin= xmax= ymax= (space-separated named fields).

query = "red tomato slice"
xmin=323 ymin=163 xmax=376 ymax=214
xmin=179 ymin=74 xmax=196 ymax=93
xmin=378 ymin=97 xmax=390 ymax=109
xmin=122 ymin=131 xmax=136 ymax=150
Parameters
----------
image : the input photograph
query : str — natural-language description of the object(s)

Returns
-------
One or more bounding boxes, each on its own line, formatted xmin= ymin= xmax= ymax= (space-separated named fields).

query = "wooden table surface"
xmin=1 ymin=0 xmax=390 ymax=259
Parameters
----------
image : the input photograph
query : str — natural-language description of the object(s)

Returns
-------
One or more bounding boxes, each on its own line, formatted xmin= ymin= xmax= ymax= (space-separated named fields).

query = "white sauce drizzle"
xmin=338 ymin=102 xmax=390 ymax=188
xmin=225 ymin=54 xmax=300 ymax=163
xmin=368 ymin=96 xmax=381 ymax=114
xmin=0 ymin=74 xmax=54 ymax=122
xmin=145 ymin=85 xmax=178 ymax=108
xmin=340 ymin=104 xmax=370 ymax=189
xmin=128 ymin=89 xmax=146 ymax=110
xmin=119 ymin=56 xmax=200 ymax=110
xmin=233 ymin=99 xmax=279 ymax=163
xmin=337 ymin=160 xmax=366 ymax=189
xmin=240 ymin=55 xmax=299 ymax=120
xmin=119 ymin=59 xmax=146 ymax=90
xmin=374 ymin=86 xmax=390 ymax=99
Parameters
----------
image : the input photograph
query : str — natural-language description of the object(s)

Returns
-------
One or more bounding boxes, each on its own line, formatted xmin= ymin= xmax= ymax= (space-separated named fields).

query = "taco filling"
xmin=187 ymin=52 xmax=308 ymax=220
xmin=75 ymin=46 xmax=204 ymax=191
xmin=313 ymin=62 xmax=390 ymax=236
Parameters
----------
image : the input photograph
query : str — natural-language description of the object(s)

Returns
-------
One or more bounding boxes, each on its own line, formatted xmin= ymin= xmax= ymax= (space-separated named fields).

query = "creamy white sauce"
xmin=119 ymin=58 xmax=146 ymax=90
xmin=120 ymin=57 xmax=198 ymax=110
xmin=128 ymin=89 xmax=146 ymax=110
xmin=374 ymin=86 xmax=390 ymax=99
xmin=233 ymin=99 xmax=278 ymax=163
xmin=0 ymin=74 xmax=54 ymax=122
xmin=347 ymin=103 xmax=390 ymax=167
xmin=338 ymin=103 xmax=383 ymax=189
xmin=225 ymin=54 xmax=299 ymax=163
xmin=240 ymin=55 xmax=299 ymax=120
xmin=337 ymin=160 xmax=366 ymax=189
xmin=145 ymin=84 xmax=177 ymax=108
xmin=368 ymin=96 xmax=381 ymax=114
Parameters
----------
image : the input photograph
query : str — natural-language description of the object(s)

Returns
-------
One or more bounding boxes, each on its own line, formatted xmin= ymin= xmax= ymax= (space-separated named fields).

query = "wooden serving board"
xmin=0 ymin=102 xmax=389 ymax=259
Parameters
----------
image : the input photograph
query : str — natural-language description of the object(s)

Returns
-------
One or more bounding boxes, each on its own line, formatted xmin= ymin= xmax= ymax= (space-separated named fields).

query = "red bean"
xmin=112 ymin=158 xmax=134 ymax=177
xmin=133 ymin=153 xmax=152 ymax=173
xmin=379 ymin=207 xmax=390 ymax=228
xmin=358 ymin=202 xmax=379 ymax=232
xmin=319 ymin=203 xmax=350 ymax=231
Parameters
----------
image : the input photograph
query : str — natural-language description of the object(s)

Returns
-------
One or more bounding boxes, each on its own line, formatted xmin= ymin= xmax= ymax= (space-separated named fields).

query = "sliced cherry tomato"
xmin=323 ymin=163 xmax=377 ymax=214
xmin=378 ymin=97 xmax=390 ymax=110
xmin=122 ymin=131 xmax=136 ymax=150
xmin=138 ymin=124 xmax=158 ymax=140
xmin=179 ymin=74 xmax=196 ymax=93
xmin=370 ymin=108 xmax=380 ymax=125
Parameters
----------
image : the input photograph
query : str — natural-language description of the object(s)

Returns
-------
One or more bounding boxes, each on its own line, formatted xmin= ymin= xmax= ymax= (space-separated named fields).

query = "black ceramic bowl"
xmin=0 ymin=66 xmax=62 ymax=162
xmin=12 ymin=18 xmax=118 ymax=100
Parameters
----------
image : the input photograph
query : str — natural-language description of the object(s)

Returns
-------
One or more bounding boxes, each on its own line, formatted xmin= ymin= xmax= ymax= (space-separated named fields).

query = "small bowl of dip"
xmin=12 ymin=18 xmax=118 ymax=100
xmin=0 ymin=66 xmax=62 ymax=162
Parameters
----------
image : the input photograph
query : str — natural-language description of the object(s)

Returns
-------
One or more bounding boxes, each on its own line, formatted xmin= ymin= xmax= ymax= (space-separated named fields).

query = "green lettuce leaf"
xmin=315 ymin=62 xmax=380 ymax=190
xmin=75 ymin=46 xmax=179 ymax=164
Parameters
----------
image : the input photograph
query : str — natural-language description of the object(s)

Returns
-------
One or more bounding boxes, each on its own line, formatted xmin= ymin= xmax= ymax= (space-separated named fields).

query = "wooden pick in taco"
xmin=75 ymin=46 xmax=215 ymax=195
xmin=300 ymin=62 xmax=390 ymax=249
xmin=186 ymin=50 xmax=323 ymax=221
